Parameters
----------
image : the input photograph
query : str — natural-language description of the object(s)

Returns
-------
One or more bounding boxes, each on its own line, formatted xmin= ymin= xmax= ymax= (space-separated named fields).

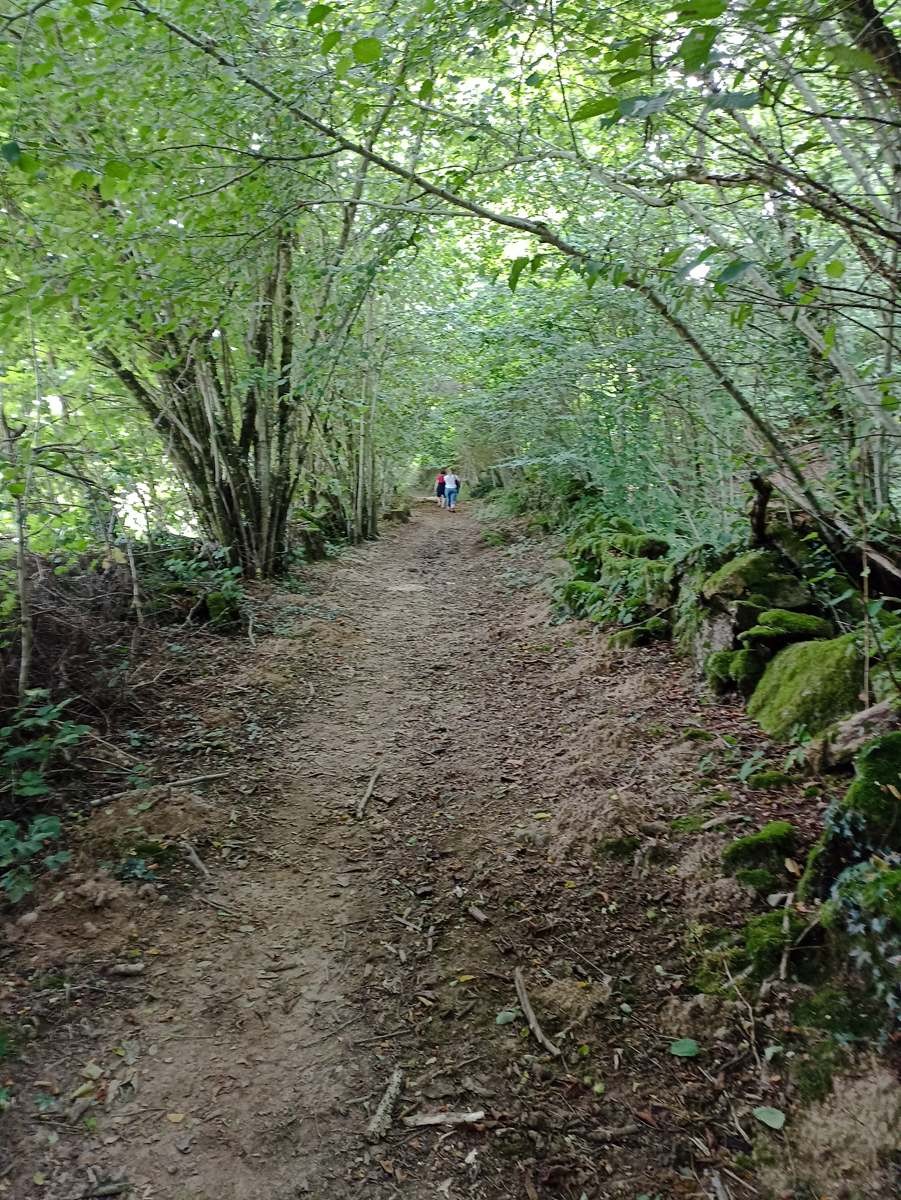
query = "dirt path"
xmin=4 ymin=506 xmax=813 ymax=1200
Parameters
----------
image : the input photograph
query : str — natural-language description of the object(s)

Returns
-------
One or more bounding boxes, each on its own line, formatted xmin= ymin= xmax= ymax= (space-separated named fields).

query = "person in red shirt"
xmin=435 ymin=471 xmax=446 ymax=507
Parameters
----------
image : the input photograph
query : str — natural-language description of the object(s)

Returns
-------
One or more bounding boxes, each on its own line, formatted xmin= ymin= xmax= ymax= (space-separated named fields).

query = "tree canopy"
xmin=0 ymin=0 xmax=898 ymax=578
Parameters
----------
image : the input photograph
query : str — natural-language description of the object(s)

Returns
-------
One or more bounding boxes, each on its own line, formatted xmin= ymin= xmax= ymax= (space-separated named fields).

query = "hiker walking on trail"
xmin=444 ymin=469 xmax=460 ymax=511
xmin=435 ymin=470 xmax=446 ymax=507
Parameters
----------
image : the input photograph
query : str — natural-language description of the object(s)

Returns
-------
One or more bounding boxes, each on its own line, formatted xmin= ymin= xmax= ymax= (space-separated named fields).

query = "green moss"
xmin=745 ymin=769 xmax=794 ymax=790
xmin=559 ymin=578 xmax=605 ymax=616
xmin=792 ymin=984 xmax=885 ymax=1040
xmin=839 ymin=732 xmax=901 ymax=845
xmin=706 ymin=649 xmax=734 ymax=692
xmin=797 ymin=834 xmax=827 ymax=901
xmin=729 ymin=648 xmax=767 ymax=696
xmin=701 ymin=550 xmax=810 ymax=609
xmin=691 ymin=944 xmax=746 ymax=994
xmin=481 ymin=528 xmax=512 ymax=547
xmin=747 ymin=633 xmax=863 ymax=741
xmin=643 ymin=616 xmax=670 ymax=639
xmin=683 ymin=727 xmax=714 ymax=742
xmin=723 ymin=820 xmax=795 ymax=870
xmin=743 ymin=909 xmax=806 ymax=977
xmin=608 ymin=531 xmax=670 ymax=559
xmin=608 ymin=628 xmax=640 ymax=648
xmin=735 ymin=867 xmax=778 ymax=892
xmin=596 ymin=834 xmax=640 ymax=859
xmin=206 ymin=590 xmax=240 ymax=626
xmin=741 ymin=608 xmax=834 ymax=647
xmin=671 ymin=812 xmax=707 ymax=834
xmin=802 ymin=732 xmax=901 ymax=900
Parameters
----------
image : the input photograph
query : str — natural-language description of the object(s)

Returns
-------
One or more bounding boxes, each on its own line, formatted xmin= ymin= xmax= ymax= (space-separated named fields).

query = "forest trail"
xmin=8 ymin=506 xmax=790 ymax=1200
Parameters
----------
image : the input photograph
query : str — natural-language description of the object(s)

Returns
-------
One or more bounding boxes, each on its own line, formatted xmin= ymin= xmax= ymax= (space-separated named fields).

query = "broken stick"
xmin=514 ymin=967 xmax=561 ymax=1057
xmin=182 ymin=839 xmax=211 ymax=878
xmin=356 ymin=766 xmax=382 ymax=819
xmin=402 ymin=1109 xmax=485 ymax=1128
xmin=366 ymin=1067 xmax=403 ymax=1141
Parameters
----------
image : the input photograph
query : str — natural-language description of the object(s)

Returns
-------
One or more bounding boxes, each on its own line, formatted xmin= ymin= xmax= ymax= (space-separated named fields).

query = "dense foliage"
xmin=1 ymin=0 xmax=898 ymax=675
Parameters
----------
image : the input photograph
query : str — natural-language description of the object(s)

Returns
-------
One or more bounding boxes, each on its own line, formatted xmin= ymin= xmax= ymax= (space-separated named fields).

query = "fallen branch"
xmin=366 ymin=1067 xmax=404 ymax=1141
xmin=466 ymin=904 xmax=489 ymax=924
xmin=91 ymin=772 xmax=230 ymax=807
xmin=402 ymin=1109 xmax=486 ymax=1128
xmin=182 ymin=840 xmax=211 ymax=878
xmin=356 ymin=766 xmax=382 ymax=819
xmin=514 ymin=967 xmax=561 ymax=1057
xmin=587 ymin=1122 xmax=641 ymax=1144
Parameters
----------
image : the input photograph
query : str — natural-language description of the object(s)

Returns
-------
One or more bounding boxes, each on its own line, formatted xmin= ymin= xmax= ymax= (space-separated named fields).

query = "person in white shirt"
xmin=443 ymin=470 xmax=460 ymax=510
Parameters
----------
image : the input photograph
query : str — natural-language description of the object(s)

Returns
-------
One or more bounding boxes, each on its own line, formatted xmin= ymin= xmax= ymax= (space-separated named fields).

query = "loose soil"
xmin=1 ymin=506 xmax=894 ymax=1200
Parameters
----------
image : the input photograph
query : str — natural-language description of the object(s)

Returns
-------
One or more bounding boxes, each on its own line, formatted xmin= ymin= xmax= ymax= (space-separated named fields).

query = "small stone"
xmin=17 ymin=910 xmax=38 ymax=927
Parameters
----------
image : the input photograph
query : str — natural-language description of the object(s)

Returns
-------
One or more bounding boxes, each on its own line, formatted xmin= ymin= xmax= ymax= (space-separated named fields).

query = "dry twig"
xmin=356 ymin=766 xmax=382 ymax=819
xmin=514 ymin=967 xmax=560 ymax=1057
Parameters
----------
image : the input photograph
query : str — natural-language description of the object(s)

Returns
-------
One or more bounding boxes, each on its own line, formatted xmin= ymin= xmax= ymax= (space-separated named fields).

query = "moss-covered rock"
xmin=735 ymin=866 xmax=778 ymax=892
xmin=746 ymin=769 xmax=794 ymax=790
xmin=792 ymin=983 xmax=886 ymax=1041
xmin=740 ymin=608 xmax=833 ymax=651
xmin=608 ymin=531 xmax=670 ymax=559
xmin=801 ymin=732 xmax=901 ymax=901
xmin=705 ymin=649 xmax=734 ymax=692
xmin=743 ymin=909 xmax=807 ymax=977
xmin=747 ymin=633 xmax=863 ymax=741
xmin=838 ymin=732 xmax=901 ymax=847
xmin=723 ymin=820 xmax=795 ymax=870
xmin=729 ymin=648 xmax=767 ymax=696
xmin=826 ymin=859 xmax=900 ymax=1005
xmin=701 ymin=550 xmax=810 ymax=610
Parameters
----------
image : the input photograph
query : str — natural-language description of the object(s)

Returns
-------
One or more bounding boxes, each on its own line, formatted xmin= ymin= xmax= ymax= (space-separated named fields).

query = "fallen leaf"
xmin=166 ymin=1111 xmax=186 ymax=1123
xmin=752 ymin=1105 xmax=786 ymax=1130
xmin=670 ymin=1038 xmax=700 ymax=1058
xmin=784 ymin=857 xmax=801 ymax=876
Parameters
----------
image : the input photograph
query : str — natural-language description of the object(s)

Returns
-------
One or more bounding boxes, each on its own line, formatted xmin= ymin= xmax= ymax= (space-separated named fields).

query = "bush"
xmin=0 ymin=814 xmax=68 ymax=903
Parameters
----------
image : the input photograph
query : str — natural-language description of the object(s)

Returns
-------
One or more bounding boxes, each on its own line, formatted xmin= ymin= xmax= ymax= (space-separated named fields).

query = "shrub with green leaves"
xmin=0 ymin=691 xmax=88 ymax=800
xmin=0 ymin=814 xmax=69 ymax=902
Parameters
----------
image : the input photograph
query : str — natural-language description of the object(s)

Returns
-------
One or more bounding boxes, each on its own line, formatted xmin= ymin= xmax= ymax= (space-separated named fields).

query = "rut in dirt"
xmin=8 ymin=507 xmax=776 ymax=1200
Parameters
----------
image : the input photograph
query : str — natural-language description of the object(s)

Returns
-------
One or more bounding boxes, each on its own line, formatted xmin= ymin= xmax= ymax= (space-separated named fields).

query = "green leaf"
xmin=495 ymin=1008 xmax=519 ymax=1025
xmin=824 ymin=260 xmax=845 ymax=279
xmin=307 ymin=3 xmax=331 ymax=24
xmin=677 ymin=0 xmax=727 ymax=16
xmin=708 ymin=91 xmax=760 ymax=111
xmin=660 ymin=247 xmax=685 ymax=267
xmin=618 ymin=93 xmax=670 ymax=118
xmin=418 ymin=78 xmax=435 ymax=101
xmin=678 ymin=25 xmax=718 ymax=72
xmin=571 ymin=96 xmax=619 ymax=121
xmin=70 ymin=168 xmax=98 ymax=189
xmin=669 ymin=1038 xmax=700 ymax=1057
xmin=752 ymin=1106 xmax=786 ymax=1130
xmin=508 ymin=256 xmax=529 ymax=292
xmin=824 ymin=45 xmax=879 ymax=74
xmin=320 ymin=30 xmax=341 ymax=52
xmin=103 ymin=159 xmax=130 ymax=180
xmin=352 ymin=37 xmax=382 ymax=65
xmin=1 ymin=141 xmax=22 ymax=165
xmin=716 ymin=258 xmax=754 ymax=284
